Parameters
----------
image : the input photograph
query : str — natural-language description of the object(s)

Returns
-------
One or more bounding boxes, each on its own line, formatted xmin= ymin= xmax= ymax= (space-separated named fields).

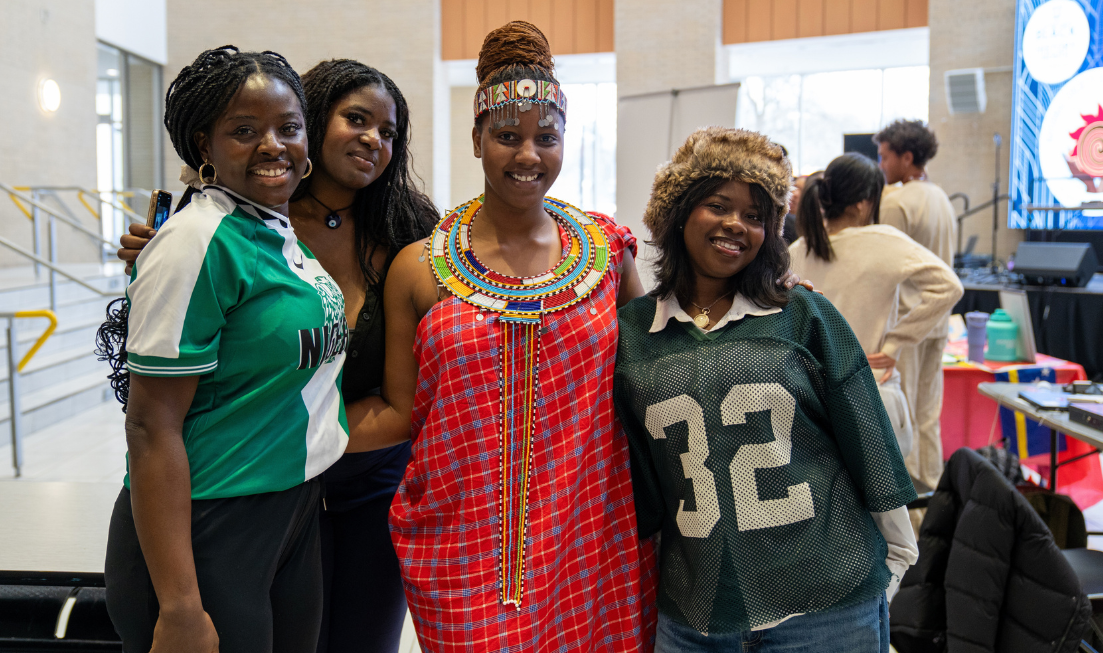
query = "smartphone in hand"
xmin=145 ymin=190 xmax=172 ymax=229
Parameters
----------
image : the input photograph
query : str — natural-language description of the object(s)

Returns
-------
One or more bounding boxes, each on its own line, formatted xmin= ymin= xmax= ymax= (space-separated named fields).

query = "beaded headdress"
xmin=474 ymin=78 xmax=567 ymax=131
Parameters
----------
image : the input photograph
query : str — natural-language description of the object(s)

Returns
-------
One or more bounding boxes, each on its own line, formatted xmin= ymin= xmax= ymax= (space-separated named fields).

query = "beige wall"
xmin=449 ymin=86 xmax=485 ymax=210
xmin=615 ymin=0 xmax=724 ymax=288
xmin=162 ymin=0 xmax=445 ymax=207
xmin=0 ymin=0 xmax=100 ymax=267
xmin=615 ymin=0 xmax=724 ymax=98
xmin=926 ymin=0 xmax=1020 ymax=262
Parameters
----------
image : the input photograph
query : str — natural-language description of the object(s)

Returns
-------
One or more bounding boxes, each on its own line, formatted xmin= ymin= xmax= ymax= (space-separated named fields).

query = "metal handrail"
xmin=0 ymin=234 xmax=121 ymax=298
xmin=75 ymin=187 xmax=147 ymax=224
xmin=1 ymin=310 xmax=59 ymax=477
xmin=8 ymin=189 xmax=35 ymax=221
xmin=0 ymin=184 xmax=115 ymax=247
xmin=0 ymin=183 xmax=127 ymax=310
xmin=8 ymin=311 xmax=58 ymax=373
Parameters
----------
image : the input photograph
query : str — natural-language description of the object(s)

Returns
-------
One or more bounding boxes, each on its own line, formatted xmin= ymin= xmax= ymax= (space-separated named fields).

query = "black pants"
xmin=104 ymin=479 xmax=324 ymax=653
xmin=317 ymin=443 xmax=411 ymax=653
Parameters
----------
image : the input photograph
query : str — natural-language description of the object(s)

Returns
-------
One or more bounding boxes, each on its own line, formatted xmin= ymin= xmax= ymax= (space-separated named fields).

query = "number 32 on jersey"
xmin=644 ymin=383 xmax=815 ymax=537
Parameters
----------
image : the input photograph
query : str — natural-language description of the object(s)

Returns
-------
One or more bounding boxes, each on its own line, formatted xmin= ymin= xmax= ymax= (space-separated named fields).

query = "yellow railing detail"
xmin=78 ymin=189 xmax=137 ymax=222
xmin=8 ymin=187 xmax=34 ymax=221
xmin=13 ymin=310 xmax=58 ymax=372
xmin=76 ymin=190 xmax=101 ymax=220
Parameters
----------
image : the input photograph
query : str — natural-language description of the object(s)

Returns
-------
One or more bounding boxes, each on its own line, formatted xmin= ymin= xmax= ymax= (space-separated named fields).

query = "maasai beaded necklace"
xmin=430 ymin=194 xmax=609 ymax=608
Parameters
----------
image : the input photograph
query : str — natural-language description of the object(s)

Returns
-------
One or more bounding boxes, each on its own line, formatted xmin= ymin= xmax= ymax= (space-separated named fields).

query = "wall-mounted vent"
xmin=945 ymin=68 xmax=987 ymax=114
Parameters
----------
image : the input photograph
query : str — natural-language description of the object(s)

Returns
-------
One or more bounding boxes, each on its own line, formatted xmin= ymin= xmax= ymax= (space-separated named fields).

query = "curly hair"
xmin=873 ymin=119 xmax=939 ymax=167
xmin=294 ymin=59 xmax=437 ymax=295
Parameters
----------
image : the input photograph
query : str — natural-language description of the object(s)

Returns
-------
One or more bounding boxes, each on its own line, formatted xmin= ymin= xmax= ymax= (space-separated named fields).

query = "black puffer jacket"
xmin=890 ymin=448 xmax=1091 ymax=653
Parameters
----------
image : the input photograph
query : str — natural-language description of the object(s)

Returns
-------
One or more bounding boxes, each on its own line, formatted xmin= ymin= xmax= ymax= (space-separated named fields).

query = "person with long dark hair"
xmin=788 ymin=152 xmax=962 ymax=462
xmin=116 ymin=59 xmax=437 ymax=653
xmin=101 ymin=46 xmax=347 ymax=652
xmin=615 ymin=128 xmax=918 ymax=652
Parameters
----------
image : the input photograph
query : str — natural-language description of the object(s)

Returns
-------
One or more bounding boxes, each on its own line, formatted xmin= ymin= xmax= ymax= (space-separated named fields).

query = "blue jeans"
xmin=655 ymin=594 xmax=889 ymax=653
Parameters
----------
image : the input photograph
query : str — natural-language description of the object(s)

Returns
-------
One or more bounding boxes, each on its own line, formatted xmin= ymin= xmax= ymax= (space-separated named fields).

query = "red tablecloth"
xmin=941 ymin=339 xmax=1088 ymax=457
xmin=941 ymin=340 xmax=1102 ymax=508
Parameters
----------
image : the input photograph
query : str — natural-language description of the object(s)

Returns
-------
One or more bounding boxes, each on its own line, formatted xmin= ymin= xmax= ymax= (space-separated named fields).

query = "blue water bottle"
xmin=965 ymin=312 xmax=989 ymax=362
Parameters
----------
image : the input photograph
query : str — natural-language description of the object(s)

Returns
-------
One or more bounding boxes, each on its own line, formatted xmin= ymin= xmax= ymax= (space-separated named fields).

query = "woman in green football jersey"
xmin=613 ymin=127 xmax=918 ymax=653
xmin=114 ymin=59 xmax=437 ymax=653
xmin=100 ymin=46 xmax=348 ymax=653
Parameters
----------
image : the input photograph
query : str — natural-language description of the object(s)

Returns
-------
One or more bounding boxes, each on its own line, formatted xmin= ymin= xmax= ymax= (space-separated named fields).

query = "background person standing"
xmin=873 ymin=120 xmax=958 ymax=493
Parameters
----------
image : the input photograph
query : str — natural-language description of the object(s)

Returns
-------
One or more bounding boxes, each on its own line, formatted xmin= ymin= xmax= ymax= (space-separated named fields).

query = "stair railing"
xmin=2 ymin=310 xmax=58 ymax=477
xmin=0 ymin=183 xmax=125 ymax=310
xmin=73 ymin=186 xmax=148 ymax=226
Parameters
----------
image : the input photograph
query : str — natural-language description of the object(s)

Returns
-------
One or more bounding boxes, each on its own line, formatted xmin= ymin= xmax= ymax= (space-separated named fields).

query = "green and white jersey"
xmin=125 ymin=186 xmax=349 ymax=499
xmin=614 ymin=288 xmax=916 ymax=634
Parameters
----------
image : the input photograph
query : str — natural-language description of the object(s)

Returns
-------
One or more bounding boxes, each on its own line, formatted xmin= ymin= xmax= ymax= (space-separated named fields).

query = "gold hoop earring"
xmin=198 ymin=161 xmax=217 ymax=185
xmin=302 ymin=159 xmax=313 ymax=179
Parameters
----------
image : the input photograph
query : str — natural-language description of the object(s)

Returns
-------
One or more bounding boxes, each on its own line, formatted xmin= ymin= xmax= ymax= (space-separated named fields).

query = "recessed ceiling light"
xmin=38 ymin=79 xmax=61 ymax=112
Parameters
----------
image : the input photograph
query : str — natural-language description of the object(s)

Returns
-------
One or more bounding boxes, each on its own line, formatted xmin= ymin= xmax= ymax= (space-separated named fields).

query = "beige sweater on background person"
xmin=789 ymin=224 xmax=964 ymax=360
xmin=880 ymin=181 xmax=958 ymax=339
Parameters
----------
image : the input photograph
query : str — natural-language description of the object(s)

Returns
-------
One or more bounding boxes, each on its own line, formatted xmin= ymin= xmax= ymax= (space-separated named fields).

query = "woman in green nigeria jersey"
xmin=100 ymin=47 xmax=348 ymax=653
xmin=118 ymin=59 xmax=437 ymax=653
xmin=613 ymin=127 xmax=919 ymax=652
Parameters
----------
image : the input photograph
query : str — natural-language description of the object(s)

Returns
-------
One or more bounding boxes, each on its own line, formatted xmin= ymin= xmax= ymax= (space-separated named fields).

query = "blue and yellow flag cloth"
xmin=998 ymin=367 xmax=1065 ymax=459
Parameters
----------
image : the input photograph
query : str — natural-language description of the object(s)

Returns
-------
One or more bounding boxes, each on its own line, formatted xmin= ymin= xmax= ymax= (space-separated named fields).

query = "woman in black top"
xmin=120 ymin=59 xmax=436 ymax=653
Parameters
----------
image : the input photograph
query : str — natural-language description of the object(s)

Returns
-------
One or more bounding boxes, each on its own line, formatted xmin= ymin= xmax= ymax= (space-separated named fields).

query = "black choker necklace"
xmin=308 ymin=192 xmax=354 ymax=229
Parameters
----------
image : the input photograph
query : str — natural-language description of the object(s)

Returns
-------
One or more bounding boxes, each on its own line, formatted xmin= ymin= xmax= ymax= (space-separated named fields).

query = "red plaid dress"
xmin=390 ymin=213 xmax=653 ymax=652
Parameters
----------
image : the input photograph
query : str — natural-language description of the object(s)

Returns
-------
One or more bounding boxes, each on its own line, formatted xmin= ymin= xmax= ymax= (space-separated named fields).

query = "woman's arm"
xmin=617 ymin=248 xmax=646 ymax=307
xmin=877 ymin=244 xmax=964 ymax=365
xmin=125 ymin=374 xmax=218 ymax=653
xmin=344 ymin=240 xmax=438 ymax=452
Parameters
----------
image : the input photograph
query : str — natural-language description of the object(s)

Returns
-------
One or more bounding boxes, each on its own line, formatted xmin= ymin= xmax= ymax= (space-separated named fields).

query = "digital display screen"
xmin=1010 ymin=0 xmax=1103 ymax=230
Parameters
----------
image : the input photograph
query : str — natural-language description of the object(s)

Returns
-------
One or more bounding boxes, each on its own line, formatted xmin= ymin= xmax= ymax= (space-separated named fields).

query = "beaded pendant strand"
xmin=429 ymin=195 xmax=610 ymax=607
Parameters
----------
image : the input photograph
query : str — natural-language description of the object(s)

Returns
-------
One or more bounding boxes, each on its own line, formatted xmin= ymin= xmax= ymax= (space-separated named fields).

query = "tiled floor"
xmin=0 ymin=400 xmax=423 ymax=653
xmin=0 ymin=400 xmax=127 ymax=483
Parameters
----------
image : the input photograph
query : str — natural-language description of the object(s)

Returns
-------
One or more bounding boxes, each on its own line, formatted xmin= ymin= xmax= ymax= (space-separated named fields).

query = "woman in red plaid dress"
xmin=343 ymin=22 xmax=655 ymax=651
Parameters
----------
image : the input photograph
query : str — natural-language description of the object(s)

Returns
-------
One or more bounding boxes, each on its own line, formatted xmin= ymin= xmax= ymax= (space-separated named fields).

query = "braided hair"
xmin=474 ymin=21 xmax=564 ymax=128
xmin=97 ymin=46 xmax=306 ymax=411
xmin=294 ymin=59 xmax=437 ymax=295
xmin=167 ymin=45 xmax=308 ymax=212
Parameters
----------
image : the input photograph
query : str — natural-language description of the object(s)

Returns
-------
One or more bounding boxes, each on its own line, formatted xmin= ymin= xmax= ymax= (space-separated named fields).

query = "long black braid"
xmin=294 ymin=59 xmax=437 ymax=296
xmin=95 ymin=46 xmax=307 ymax=411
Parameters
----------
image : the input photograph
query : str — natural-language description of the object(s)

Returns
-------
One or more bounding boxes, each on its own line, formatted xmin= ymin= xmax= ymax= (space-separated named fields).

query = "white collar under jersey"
xmin=649 ymin=293 xmax=782 ymax=334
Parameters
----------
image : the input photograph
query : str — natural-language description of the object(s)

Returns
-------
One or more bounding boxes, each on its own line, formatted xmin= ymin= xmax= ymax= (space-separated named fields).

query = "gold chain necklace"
xmin=689 ymin=293 xmax=732 ymax=329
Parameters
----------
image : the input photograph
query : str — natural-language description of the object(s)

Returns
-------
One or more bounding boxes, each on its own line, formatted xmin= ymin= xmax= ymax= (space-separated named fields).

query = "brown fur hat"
xmin=643 ymin=127 xmax=792 ymax=235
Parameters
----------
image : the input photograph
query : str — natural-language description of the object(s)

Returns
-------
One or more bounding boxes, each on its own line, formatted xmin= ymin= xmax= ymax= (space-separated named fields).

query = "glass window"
xmin=735 ymin=66 xmax=930 ymax=175
xmin=548 ymin=83 xmax=617 ymax=216
xmin=95 ymin=42 xmax=163 ymax=245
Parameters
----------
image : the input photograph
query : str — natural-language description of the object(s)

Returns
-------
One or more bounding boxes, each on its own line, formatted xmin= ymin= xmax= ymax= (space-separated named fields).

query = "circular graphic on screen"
xmin=1039 ymin=67 xmax=1103 ymax=213
xmin=1023 ymin=0 xmax=1090 ymax=85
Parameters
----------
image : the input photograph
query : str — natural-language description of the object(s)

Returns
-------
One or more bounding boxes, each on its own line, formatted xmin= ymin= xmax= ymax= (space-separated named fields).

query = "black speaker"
xmin=843 ymin=133 xmax=878 ymax=162
xmin=1014 ymin=242 xmax=1099 ymax=287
